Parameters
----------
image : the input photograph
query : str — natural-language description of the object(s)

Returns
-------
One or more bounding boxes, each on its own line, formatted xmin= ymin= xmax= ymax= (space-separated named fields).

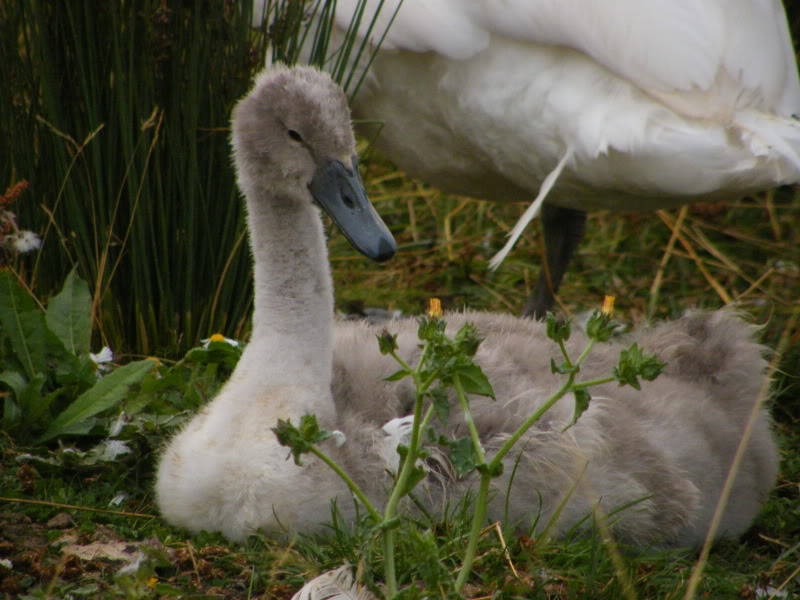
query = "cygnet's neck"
xmin=242 ymin=183 xmax=334 ymax=387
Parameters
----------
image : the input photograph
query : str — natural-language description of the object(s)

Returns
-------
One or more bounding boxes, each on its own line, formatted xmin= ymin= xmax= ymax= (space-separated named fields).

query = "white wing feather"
xmin=335 ymin=0 xmax=800 ymax=116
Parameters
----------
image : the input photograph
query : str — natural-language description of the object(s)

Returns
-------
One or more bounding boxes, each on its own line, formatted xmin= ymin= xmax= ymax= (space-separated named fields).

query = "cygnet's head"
xmin=232 ymin=64 xmax=354 ymax=189
xmin=231 ymin=64 xmax=396 ymax=262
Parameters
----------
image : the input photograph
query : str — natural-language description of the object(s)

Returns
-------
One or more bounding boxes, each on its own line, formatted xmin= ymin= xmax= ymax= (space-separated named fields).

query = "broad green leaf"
xmin=455 ymin=364 xmax=495 ymax=399
xmin=20 ymin=372 xmax=48 ymax=425
xmin=2 ymin=394 xmax=21 ymax=431
xmin=184 ymin=341 xmax=242 ymax=370
xmin=38 ymin=359 xmax=155 ymax=443
xmin=0 ymin=370 xmax=27 ymax=398
xmin=0 ymin=272 xmax=47 ymax=378
xmin=46 ymin=268 xmax=92 ymax=356
xmin=0 ymin=370 xmax=27 ymax=430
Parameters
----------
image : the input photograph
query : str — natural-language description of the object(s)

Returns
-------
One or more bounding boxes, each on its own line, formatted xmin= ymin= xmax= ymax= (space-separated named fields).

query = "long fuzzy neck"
xmin=239 ymin=183 xmax=335 ymax=388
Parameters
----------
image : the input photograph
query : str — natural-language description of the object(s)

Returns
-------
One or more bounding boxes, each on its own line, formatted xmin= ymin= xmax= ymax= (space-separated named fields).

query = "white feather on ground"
xmin=291 ymin=564 xmax=377 ymax=600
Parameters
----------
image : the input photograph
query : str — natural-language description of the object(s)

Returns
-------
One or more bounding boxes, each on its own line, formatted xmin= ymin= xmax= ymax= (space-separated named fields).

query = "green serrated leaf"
xmin=455 ymin=364 xmax=495 ymax=399
xmin=45 ymin=268 xmax=92 ymax=356
xmin=639 ymin=354 xmax=667 ymax=381
xmin=38 ymin=359 xmax=156 ymax=443
xmin=417 ymin=316 xmax=446 ymax=342
xmin=272 ymin=414 xmax=331 ymax=465
xmin=377 ymin=330 xmax=399 ymax=355
xmin=454 ymin=322 xmax=482 ymax=357
xmin=573 ymin=388 xmax=591 ymax=418
xmin=545 ymin=312 xmax=571 ymax=343
xmin=562 ymin=388 xmax=592 ymax=432
xmin=613 ymin=343 xmax=665 ymax=390
xmin=298 ymin=413 xmax=332 ymax=444
xmin=586 ymin=310 xmax=615 ymax=342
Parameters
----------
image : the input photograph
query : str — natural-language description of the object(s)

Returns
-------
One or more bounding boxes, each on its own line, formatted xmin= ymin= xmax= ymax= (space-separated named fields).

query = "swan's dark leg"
xmin=523 ymin=203 xmax=587 ymax=319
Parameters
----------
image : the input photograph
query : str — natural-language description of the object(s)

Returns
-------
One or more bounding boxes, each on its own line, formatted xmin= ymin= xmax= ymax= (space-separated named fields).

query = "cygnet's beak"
xmin=309 ymin=155 xmax=397 ymax=262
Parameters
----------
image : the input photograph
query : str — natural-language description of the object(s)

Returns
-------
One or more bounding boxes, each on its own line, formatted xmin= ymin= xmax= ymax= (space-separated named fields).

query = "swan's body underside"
xmin=356 ymin=39 xmax=800 ymax=214
xmin=342 ymin=0 xmax=800 ymax=210
xmin=157 ymin=309 xmax=777 ymax=548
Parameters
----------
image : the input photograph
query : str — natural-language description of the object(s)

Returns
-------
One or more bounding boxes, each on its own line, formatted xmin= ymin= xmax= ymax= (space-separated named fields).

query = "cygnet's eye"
xmin=288 ymin=129 xmax=303 ymax=143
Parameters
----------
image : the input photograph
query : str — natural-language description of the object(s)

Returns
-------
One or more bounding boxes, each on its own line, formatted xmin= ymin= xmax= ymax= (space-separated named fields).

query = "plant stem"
xmin=452 ymin=373 xmax=491 ymax=593
xmin=383 ymin=531 xmax=397 ymax=598
xmin=381 ymin=368 xmax=429 ymax=597
xmin=557 ymin=338 xmax=573 ymax=368
xmin=389 ymin=348 xmax=415 ymax=374
xmin=454 ymin=474 xmax=491 ymax=591
xmin=575 ymin=339 xmax=597 ymax=366
xmin=380 ymin=339 xmax=439 ymax=597
xmin=308 ymin=447 xmax=382 ymax=522
xmin=489 ymin=374 xmax=575 ymax=470
xmin=454 ymin=375 xmax=486 ymax=464
xmin=572 ymin=375 xmax=615 ymax=389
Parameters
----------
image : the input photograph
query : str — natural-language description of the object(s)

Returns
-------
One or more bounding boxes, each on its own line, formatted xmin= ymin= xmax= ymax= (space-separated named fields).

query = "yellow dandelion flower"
xmin=428 ymin=297 xmax=442 ymax=317
xmin=601 ymin=295 xmax=616 ymax=316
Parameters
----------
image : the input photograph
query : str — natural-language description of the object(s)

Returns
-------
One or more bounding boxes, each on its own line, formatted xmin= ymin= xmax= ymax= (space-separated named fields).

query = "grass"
xmin=1 ymin=1 xmax=800 ymax=598
xmin=1 ymin=170 xmax=798 ymax=598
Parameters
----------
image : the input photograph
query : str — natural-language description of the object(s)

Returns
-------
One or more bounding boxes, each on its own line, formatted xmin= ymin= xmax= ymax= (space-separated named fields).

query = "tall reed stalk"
xmin=0 ymin=0 xmax=391 ymax=356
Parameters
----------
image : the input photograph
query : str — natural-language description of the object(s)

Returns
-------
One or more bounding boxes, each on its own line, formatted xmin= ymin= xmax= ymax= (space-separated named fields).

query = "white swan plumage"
xmin=252 ymin=0 xmax=800 ymax=316
xmin=155 ymin=65 xmax=778 ymax=549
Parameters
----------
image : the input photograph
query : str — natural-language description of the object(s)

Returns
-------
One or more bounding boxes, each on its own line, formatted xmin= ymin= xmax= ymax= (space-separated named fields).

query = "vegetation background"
xmin=0 ymin=1 xmax=798 ymax=599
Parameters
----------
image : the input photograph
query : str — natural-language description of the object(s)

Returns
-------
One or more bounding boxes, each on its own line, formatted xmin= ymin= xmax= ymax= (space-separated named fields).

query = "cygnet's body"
xmin=155 ymin=65 xmax=778 ymax=548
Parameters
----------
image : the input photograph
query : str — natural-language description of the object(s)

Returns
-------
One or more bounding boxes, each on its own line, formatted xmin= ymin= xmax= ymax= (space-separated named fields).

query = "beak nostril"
xmin=342 ymin=194 xmax=355 ymax=209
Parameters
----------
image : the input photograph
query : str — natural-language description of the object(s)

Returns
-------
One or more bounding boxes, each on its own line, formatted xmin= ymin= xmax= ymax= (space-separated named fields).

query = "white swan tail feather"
xmin=488 ymin=146 xmax=574 ymax=270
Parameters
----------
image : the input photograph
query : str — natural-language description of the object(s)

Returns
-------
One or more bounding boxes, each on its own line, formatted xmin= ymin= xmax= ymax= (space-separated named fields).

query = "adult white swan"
xmin=155 ymin=65 xmax=777 ymax=548
xmin=253 ymin=0 xmax=800 ymax=316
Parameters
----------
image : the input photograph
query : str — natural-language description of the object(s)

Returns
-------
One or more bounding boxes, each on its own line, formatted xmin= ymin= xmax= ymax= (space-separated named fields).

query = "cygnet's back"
xmin=329 ymin=309 xmax=777 ymax=548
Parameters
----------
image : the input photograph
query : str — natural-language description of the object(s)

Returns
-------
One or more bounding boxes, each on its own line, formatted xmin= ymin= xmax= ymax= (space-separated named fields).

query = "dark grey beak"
xmin=309 ymin=155 xmax=396 ymax=262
